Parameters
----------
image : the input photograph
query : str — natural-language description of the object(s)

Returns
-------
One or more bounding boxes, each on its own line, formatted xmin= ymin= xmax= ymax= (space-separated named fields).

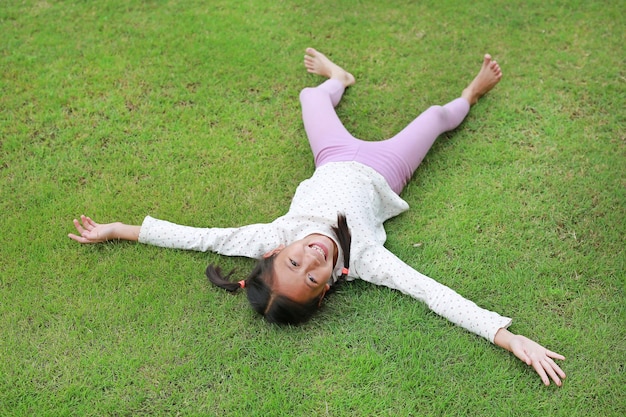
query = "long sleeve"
xmin=353 ymin=245 xmax=512 ymax=343
xmin=138 ymin=216 xmax=282 ymax=259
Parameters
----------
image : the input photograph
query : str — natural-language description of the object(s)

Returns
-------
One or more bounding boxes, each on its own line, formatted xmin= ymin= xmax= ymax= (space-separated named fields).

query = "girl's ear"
xmin=263 ymin=245 xmax=285 ymax=259
xmin=318 ymin=284 xmax=331 ymax=307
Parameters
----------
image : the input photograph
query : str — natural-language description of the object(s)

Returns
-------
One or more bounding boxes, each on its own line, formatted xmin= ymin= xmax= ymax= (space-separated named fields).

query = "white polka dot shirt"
xmin=139 ymin=161 xmax=511 ymax=342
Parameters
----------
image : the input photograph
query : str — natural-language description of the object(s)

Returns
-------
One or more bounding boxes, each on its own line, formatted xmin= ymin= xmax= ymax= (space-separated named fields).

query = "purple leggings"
xmin=300 ymin=79 xmax=470 ymax=194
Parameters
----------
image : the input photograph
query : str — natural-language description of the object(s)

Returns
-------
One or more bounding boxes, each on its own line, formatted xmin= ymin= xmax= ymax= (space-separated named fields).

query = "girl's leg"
xmin=354 ymin=98 xmax=470 ymax=194
xmin=300 ymin=79 xmax=360 ymax=167
xmin=300 ymin=48 xmax=358 ymax=167
xmin=354 ymin=54 xmax=503 ymax=194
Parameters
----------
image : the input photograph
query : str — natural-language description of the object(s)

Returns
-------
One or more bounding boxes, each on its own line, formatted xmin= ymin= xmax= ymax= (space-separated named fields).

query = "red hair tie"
xmin=341 ymin=267 xmax=349 ymax=275
xmin=238 ymin=280 xmax=246 ymax=289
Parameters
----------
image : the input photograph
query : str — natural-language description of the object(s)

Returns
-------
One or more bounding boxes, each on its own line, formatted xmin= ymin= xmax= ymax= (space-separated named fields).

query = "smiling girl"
xmin=70 ymin=48 xmax=566 ymax=386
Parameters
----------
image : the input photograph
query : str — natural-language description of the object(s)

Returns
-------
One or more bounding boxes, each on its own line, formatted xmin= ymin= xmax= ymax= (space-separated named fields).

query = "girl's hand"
xmin=68 ymin=215 xmax=122 ymax=244
xmin=509 ymin=334 xmax=566 ymax=386
xmin=495 ymin=328 xmax=566 ymax=386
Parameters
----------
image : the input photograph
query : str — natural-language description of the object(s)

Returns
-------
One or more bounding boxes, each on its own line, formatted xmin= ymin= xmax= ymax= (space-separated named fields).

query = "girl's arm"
xmin=69 ymin=214 xmax=281 ymax=259
xmin=68 ymin=215 xmax=140 ymax=244
xmin=353 ymin=245 xmax=566 ymax=386
xmin=354 ymin=245 xmax=512 ymax=342
xmin=494 ymin=328 xmax=566 ymax=386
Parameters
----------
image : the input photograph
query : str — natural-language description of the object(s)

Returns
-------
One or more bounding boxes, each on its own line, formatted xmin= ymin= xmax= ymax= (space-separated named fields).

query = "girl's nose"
xmin=304 ymin=251 xmax=321 ymax=266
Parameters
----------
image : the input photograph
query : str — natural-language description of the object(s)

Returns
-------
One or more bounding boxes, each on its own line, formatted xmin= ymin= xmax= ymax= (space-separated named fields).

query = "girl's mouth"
xmin=310 ymin=242 xmax=328 ymax=260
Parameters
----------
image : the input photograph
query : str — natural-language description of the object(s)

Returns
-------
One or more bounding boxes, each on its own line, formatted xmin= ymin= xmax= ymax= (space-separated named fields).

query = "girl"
xmin=69 ymin=48 xmax=566 ymax=386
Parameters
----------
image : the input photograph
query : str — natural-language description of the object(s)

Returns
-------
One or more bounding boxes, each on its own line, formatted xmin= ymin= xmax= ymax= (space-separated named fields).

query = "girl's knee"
xmin=299 ymin=87 xmax=318 ymax=101
xmin=424 ymin=105 xmax=455 ymax=129
xmin=425 ymin=105 xmax=446 ymax=119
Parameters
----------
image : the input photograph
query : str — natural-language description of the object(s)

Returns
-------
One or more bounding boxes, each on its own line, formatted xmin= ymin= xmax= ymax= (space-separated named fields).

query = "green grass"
xmin=1 ymin=0 xmax=624 ymax=415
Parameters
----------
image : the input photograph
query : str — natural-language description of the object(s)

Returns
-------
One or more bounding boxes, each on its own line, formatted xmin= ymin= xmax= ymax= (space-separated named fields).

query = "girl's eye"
xmin=308 ymin=275 xmax=317 ymax=284
xmin=290 ymin=259 xmax=298 ymax=267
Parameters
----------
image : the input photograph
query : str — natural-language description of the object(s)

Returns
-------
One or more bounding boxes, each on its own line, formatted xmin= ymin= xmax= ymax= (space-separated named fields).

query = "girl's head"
xmin=207 ymin=214 xmax=351 ymax=325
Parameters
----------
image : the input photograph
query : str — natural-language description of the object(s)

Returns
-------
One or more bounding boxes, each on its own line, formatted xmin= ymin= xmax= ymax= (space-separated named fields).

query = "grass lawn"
xmin=1 ymin=0 xmax=624 ymax=415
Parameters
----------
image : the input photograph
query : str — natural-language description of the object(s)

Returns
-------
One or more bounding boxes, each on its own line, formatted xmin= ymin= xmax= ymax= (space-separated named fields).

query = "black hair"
xmin=206 ymin=213 xmax=352 ymax=325
xmin=328 ymin=213 xmax=351 ymax=292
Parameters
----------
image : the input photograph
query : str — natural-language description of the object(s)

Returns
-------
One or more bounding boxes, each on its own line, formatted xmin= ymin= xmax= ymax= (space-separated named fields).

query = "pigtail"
xmin=330 ymin=213 xmax=351 ymax=289
xmin=206 ymin=265 xmax=245 ymax=292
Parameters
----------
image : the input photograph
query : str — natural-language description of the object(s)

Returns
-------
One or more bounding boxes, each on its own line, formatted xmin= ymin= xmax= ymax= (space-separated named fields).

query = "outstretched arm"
xmin=354 ymin=246 xmax=512 ymax=342
xmin=494 ymin=328 xmax=566 ymax=386
xmin=68 ymin=215 xmax=140 ymax=244
xmin=353 ymin=245 xmax=567 ymax=387
xmin=71 ymin=214 xmax=283 ymax=259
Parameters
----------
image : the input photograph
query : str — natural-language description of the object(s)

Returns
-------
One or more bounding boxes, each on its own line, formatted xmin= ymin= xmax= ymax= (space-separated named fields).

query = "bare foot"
xmin=462 ymin=54 xmax=502 ymax=105
xmin=304 ymin=48 xmax=355 ymax=88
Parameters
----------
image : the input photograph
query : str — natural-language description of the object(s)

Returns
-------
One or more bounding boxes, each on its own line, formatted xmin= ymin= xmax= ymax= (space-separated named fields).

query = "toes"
xmin=489 ymin=60 xmax=502 ymax=75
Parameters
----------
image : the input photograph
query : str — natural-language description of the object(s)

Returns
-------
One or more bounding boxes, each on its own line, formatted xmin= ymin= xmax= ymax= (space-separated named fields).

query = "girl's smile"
xmin=267 ymin=234 xmax=338 ymax=303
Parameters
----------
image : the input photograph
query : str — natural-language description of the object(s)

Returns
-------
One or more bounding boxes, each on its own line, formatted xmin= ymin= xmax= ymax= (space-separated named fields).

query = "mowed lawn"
xmin=1 ymin=0 xmax=624 ymax=416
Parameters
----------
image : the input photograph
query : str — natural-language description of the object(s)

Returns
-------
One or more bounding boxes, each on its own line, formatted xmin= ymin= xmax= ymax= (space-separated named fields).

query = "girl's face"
xmin=268 ymin=234 xmax=338 ymax=303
